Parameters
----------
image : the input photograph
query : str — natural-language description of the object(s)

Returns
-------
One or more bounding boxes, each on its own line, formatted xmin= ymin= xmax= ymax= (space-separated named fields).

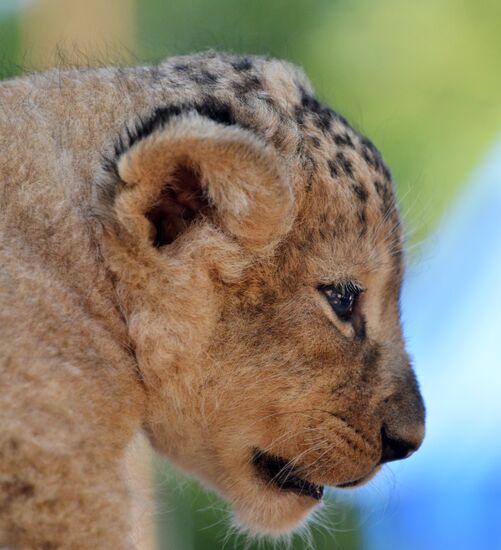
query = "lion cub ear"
xmin=105 ymin=112 xmax=294 ymax=252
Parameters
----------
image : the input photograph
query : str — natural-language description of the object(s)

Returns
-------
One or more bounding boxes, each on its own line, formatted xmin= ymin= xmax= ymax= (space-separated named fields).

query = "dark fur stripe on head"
xmin=102 ymin=97 xmax=242 ymax=178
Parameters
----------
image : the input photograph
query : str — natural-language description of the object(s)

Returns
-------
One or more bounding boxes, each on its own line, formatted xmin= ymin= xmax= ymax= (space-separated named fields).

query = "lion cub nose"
xmin=379 ymin=427 xmax=420 ymax=464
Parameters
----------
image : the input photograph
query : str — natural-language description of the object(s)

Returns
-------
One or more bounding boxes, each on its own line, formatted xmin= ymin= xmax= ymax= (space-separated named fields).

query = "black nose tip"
xmin=380 ymin=427 xmax=417 ymax=464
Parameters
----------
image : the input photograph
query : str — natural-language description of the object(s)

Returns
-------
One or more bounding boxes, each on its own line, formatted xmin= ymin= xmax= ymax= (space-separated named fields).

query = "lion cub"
xmin=0 ymin=52 xmax=424 ymax=548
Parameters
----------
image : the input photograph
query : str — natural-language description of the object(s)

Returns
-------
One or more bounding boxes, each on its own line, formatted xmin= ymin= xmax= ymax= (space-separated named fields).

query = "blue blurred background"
xmin=1 ymin=1 xmax=500 ymax=548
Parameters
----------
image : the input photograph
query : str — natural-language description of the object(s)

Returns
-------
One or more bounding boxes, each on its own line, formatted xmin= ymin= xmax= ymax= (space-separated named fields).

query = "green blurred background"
xmin=1 ymin=1 xmax=500 ymax=548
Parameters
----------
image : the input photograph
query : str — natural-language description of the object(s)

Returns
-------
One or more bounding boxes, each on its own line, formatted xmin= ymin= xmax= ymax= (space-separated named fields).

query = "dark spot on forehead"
xmin=352 ymin=182 xmax=368 ymax=202
xmin=231 ymin=58 xmax=253 ymax=71
xmin=374 ymin=179 xmax=385 ymax=198
xmin=294 ymin=104 xmax=305 ymax=126
xmin=327 ymin=158 xmax=340 ymax=178
xmin=313 ymin=110 xmax=332 ymax=132
xmin=195 ymin=96 xmax=238 ymax=125
xmin=336 ymin=151 xmax=353 ymax=177
xmin=232 ymin=73 xmax=263 ymax=95
xmin=360 ymin=137 xmax=384 ymax=172
xmin=361 ymin=147 xmax=376 ymax=171
xmin=359 ymin=138 xmax=392 ymax=181
xmin=360 ymin=136 xmax=378 ymax=155
xmin=374 ymin=179 xmax=395 ymax=216
xmin=334 ymin=132 xmax=354 ymax=148
xmin=173 ymin=63 xmax=190 ymax=72
xmin=299 ymin=87 xmax=333 ymax=132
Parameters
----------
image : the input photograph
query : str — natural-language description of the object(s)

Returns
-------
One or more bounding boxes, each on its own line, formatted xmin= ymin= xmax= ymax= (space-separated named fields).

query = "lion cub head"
xmin=96 ymin=53 xmax=425 ymax=536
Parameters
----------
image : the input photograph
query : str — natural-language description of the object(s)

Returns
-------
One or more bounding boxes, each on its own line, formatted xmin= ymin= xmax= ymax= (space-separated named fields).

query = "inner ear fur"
xmin=112 ymin=113 xmax=295 ymax=251
xmin=146 ymin=164 xmax=209 ymax=247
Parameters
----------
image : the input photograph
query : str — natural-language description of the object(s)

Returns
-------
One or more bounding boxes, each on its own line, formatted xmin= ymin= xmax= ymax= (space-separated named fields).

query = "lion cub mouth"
xmin=252 ymin=449 xmax=324 ymax=500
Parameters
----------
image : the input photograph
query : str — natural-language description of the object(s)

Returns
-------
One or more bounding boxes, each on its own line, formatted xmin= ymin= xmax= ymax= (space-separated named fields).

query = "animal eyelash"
xmin=318 ymin=280 xmax=364 ymax=294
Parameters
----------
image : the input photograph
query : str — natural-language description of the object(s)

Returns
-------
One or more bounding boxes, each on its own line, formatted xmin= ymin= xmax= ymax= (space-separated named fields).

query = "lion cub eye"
xmin=319 ymin=283 xmax=363 ymax=321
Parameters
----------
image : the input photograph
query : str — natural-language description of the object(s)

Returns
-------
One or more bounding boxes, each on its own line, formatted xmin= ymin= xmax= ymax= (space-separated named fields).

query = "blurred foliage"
xmin=0 ymin=11 xmax=19 ymax=78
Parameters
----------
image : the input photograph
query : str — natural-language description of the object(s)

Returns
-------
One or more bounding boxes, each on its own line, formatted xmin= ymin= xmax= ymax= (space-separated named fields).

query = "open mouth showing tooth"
xmin=252 ymin=449 xmax=324 ymax=501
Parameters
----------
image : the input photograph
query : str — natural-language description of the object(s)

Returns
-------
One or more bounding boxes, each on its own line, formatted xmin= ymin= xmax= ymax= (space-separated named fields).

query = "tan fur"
xmin=0 ymin=52 xmax=424 ymax=548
